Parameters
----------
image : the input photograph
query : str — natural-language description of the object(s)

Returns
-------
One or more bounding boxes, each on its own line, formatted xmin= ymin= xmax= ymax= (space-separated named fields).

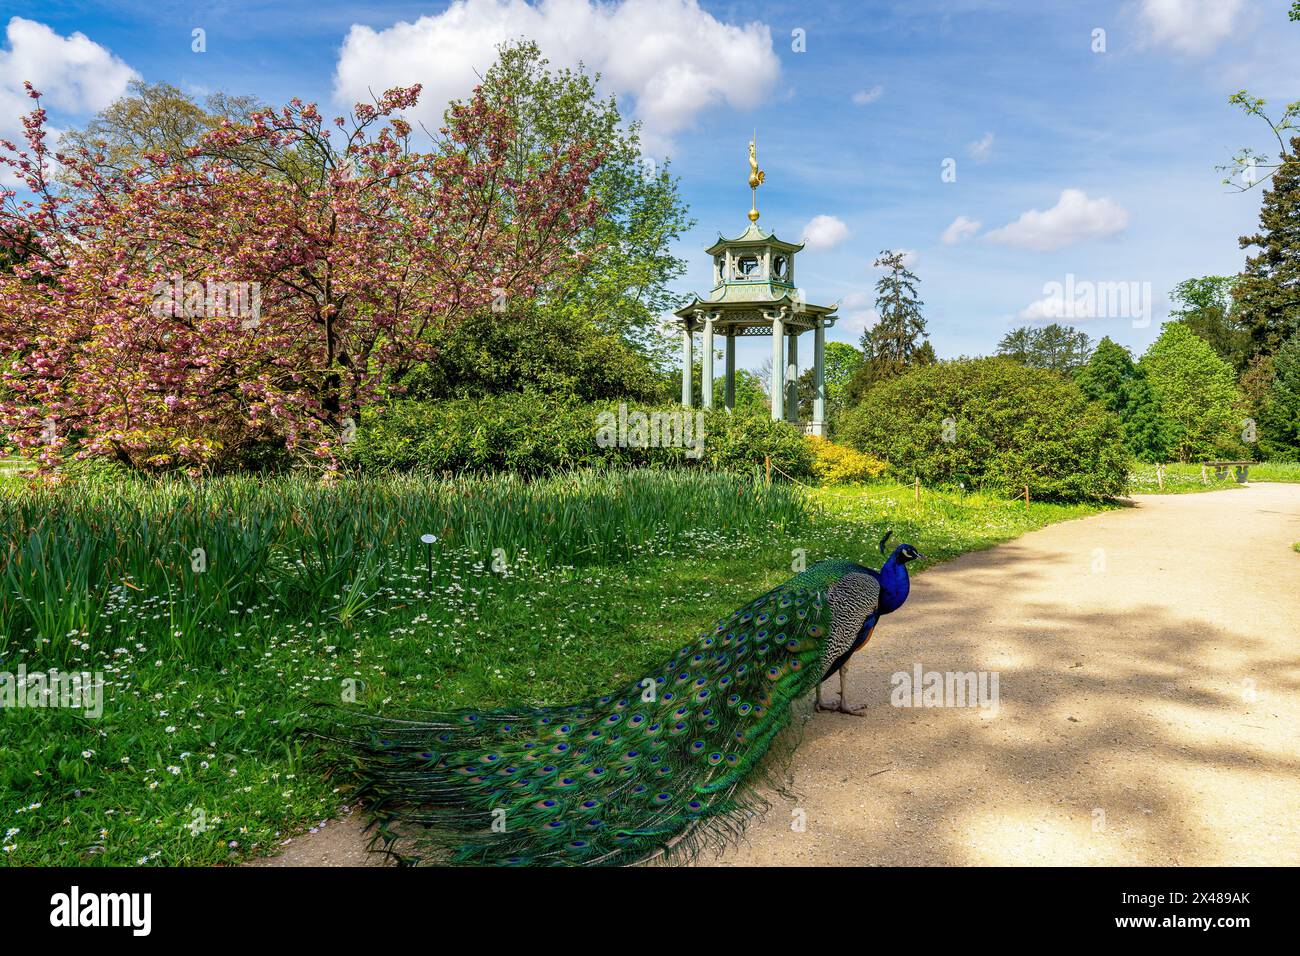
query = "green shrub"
xmin=346 ymin=394 xmax=814 ymax=479
xmin=805 ymin=436 xmax=888 ymax=485
xmin=839 ymin=358 xmax=1129 ymax=500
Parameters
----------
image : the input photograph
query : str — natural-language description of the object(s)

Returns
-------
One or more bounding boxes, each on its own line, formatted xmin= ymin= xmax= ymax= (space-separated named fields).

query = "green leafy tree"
xmin=797 ymin=341 xmax=863 ymax=424
xmin=57 ymin=80 xmax=270 ymax=185
xmin=1075 ymin=337 xmax=1174 ymax=461
xmin=401 ymin=303 xmax=665 ymax=403
xmin=1235 ymin=134 xmax=1300 ymax=359
xmin=996 ymin=323 xmax=1093 ymax=373
xmin=669 ymin=355 xmax=766 ymax=411
xmin=1139 ymin=323 xmax=1246 ymax=462
xmin=1167 ymin=277 xmax=1253 ymax=372
xmin=468 ymin=42 xmax=692 ymax=361
xmin=1221 ymin=5 xmax=1298 ymax=192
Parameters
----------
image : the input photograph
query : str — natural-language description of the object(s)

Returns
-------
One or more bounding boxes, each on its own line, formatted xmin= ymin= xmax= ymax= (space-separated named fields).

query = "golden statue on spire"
xmin=747 ymin=133 xmax=765 ymax=222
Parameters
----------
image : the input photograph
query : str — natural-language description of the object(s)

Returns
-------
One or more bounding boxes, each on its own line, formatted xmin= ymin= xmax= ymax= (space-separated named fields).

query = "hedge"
xmin=345 ymin=393 xmax=815 ymax=479
xmin=838 ymin=358 xmax=1129 ymax=500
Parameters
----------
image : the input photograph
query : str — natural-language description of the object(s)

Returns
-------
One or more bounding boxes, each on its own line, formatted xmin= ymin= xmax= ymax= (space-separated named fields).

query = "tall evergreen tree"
xmin=862 ymin=250 xmax=929 ymax=376
xmin=845 ymin=251 xmax=931 ymax=403
xmin=1235 ymin=134 xmax=1300 ymax=358
xmin=1258 ymin=331 xmax=1300 ymax=459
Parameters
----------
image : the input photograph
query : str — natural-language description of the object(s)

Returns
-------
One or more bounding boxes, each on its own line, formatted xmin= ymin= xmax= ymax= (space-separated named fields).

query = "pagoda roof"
xmin=674 ymin=285 xmax=838 ymax=320
xmin=704 ymin=221 xmax=804 ymax=255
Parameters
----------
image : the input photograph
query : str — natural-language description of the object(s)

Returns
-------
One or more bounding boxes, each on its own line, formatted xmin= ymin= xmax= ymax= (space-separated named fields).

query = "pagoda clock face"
xmin=772 ymin=255 xmax=789 ymax=281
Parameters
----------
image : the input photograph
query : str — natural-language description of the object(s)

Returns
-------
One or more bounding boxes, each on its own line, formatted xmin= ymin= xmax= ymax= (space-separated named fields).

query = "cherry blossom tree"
xmin=0 ymin=81 xmax=603 ymax=472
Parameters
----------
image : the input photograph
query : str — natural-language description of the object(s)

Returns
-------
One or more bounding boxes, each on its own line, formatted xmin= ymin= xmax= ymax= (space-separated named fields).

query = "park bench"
xmin=1202 ymin=460 xmax=1255 ymax=484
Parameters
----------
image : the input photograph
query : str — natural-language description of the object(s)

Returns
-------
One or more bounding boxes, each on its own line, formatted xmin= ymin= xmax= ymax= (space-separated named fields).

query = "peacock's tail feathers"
xmin=335 ymin=560 xmax=858 ymax=866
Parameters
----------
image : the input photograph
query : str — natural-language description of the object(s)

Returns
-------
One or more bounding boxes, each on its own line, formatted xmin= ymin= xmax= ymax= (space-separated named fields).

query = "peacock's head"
xmin=878 ymin=530 xmax=924 ymax=565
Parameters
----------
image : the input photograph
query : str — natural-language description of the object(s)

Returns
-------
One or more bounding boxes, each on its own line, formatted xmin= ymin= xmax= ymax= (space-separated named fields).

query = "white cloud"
xmin=333 ymin=0 xmax=780 ymax=154
xmin=941 ymin=215 xmax=981 ymax=244
xmin=0 ymin=17 xmax=137 ymax=123
xmin=985 ymin=189 xmax=1129 ymax=252
xmin=851 ymin=85 xmax=883 ymax=105
xmin=1140 ymin=0 xmax=1246 ymax=55
xmin=967 ymin=131 xmax=994 ymax=161
xmin=835 ymin=291 xmax=877 ymax=335
xmin=1017 ymin=293 xmax=1098 ymax=322
xmin=800 ymin=214 xmax=850 ymax=251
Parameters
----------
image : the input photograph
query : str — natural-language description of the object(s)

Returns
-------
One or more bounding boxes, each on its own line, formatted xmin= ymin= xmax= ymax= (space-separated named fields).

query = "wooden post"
xmin=1024 ymin=484 xmax=1030 ymax=508
xmin=914 ymin=476 xmax=920 ymax=503
xmin=765 ymin=455 xmax=772 ymax=486
xmin=1156 ymin=464 xmax=1165 ymax=491
xmin=1200 ymin=464 xmax=1207 ymax=484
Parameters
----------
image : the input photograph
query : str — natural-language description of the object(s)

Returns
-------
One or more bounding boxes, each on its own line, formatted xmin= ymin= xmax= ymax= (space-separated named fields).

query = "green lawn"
xmin=1 ymin=471 xmax=1109 ymax=865
xmin=1127 ymin=460 xmax=1300 ymax=494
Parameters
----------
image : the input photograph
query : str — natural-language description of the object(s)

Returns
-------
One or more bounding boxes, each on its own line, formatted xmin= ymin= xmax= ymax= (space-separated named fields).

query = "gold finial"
xmin=747 ymin=133 xmax=765 ymax=222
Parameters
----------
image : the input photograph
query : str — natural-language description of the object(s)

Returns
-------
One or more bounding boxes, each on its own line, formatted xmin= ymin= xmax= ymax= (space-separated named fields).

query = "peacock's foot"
xmin=815 ymin=700 xmax=869 ymax=716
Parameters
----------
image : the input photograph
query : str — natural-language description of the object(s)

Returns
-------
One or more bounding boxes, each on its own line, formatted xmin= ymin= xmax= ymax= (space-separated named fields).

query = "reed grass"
xmin=0 ymin=470 xmax=804 ymax=664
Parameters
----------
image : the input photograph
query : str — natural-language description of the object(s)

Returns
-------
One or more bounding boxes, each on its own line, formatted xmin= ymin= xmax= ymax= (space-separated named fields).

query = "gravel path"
xmin=253 ymin=484 xmax=1300 ymax=867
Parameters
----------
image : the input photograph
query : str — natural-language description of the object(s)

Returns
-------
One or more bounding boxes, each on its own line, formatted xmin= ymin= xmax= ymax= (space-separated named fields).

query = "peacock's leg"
xmin=835 ymin=661 xmax=869 ymax=716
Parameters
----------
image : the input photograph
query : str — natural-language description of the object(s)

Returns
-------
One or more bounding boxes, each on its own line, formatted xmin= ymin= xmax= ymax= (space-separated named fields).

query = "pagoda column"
xmin=681 ymin=323 xmax=693 ymax=409
xmin=724 ymin=330 xmax=736 ymax=409
xmin=701 ymin=311 xmax=714 ymax=409
xmin=812 ymin=318 xmax=827 ymax=437
xmin=785 ymin=330 xmax=799 ymax=425
xmin=769 ymin=311 xmax=784 ymax=421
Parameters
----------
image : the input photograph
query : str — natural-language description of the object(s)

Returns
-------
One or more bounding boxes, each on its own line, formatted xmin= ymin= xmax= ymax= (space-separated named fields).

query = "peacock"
xmin=337 ymin=532 xmax=922 ymax=865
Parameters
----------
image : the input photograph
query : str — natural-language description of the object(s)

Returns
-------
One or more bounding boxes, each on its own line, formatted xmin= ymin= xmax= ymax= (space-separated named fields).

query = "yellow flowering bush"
xmin=805 ymin=435 xmax=888 ymax=485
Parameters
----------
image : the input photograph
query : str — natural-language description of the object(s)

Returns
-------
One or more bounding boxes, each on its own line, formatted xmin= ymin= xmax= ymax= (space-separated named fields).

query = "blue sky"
xmin=2 ymin=0 xmax=1296 ymax=373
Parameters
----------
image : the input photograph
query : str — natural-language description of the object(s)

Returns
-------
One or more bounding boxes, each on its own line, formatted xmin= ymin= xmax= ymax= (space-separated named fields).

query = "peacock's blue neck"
xmin=877 ymin=558 xmax=911 ymax=615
